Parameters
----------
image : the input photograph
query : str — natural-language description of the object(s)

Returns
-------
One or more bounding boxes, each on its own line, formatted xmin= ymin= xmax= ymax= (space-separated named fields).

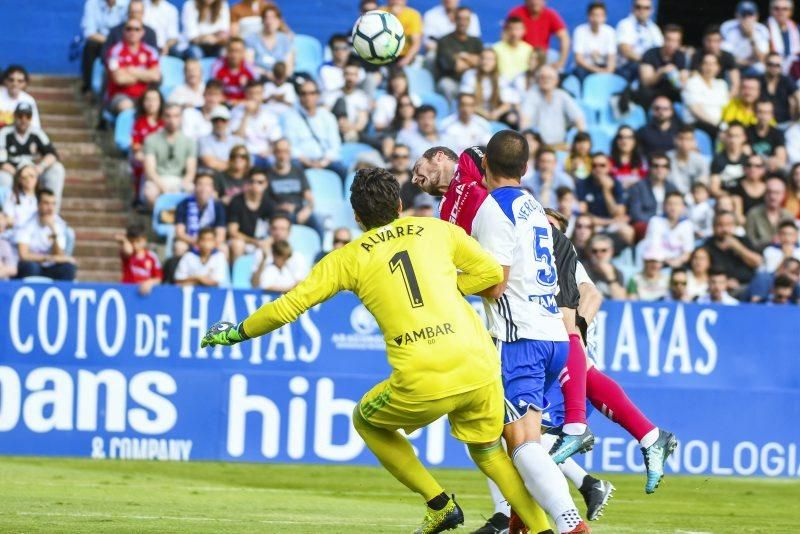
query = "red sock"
xmin=560 ymin=333 xmax=588 ymax=425
xmin=586 ymin=367 xmax=656 ymax=442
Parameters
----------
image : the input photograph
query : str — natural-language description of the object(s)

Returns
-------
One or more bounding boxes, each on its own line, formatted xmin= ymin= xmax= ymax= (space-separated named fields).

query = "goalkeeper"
xmin=202 ymin=168 xmax=555 ymax=534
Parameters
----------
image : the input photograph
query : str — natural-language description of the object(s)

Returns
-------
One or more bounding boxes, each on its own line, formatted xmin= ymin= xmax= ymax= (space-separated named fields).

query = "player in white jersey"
xmin=471 ymin=131 xmax=588 ymax=534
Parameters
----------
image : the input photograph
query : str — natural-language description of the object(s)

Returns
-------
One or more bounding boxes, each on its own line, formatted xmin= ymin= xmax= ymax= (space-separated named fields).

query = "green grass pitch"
xmin=0 ymin=456 xmax=796 ymax=532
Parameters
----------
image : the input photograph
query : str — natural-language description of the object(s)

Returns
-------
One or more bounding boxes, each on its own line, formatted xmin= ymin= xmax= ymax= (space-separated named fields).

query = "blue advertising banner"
xmin=0 ymin=282 xmax=798 ymax=477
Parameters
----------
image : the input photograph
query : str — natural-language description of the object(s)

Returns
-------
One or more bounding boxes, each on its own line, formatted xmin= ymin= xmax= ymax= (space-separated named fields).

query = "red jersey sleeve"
xmin=439 ymin=146 xmax=488 ymax=236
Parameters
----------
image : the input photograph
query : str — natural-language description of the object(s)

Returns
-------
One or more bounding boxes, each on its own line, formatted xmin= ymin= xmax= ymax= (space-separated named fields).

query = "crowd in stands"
xmin=2 ymin=0 xmax=800 ymax=307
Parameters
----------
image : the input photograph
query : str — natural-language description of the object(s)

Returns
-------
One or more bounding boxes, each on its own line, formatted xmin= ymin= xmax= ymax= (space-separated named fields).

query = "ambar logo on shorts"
xmin=393 ymin=323 xmax=454 ymax=346
xmin=331 ymin=305 xmax=385 ymax=351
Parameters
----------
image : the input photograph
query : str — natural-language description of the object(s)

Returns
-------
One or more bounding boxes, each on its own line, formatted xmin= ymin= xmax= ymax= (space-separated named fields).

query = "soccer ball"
xmin=351 ymin=10 xmax=406 ymax=65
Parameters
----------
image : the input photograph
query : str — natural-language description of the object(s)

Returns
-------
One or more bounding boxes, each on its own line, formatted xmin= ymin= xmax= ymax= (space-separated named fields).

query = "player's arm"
xmin=576 ymin=262 xmax=602 ymax=325
xmin=449 ymin=223 xmax=504 ymax=296
xmin=201 ymin=250 xmax=351 ymax=347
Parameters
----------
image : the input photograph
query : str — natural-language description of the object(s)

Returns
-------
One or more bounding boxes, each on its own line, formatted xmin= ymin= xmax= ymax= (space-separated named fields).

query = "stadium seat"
xmin=580 ymin=101 xmax=600 ymax=127
xmin=114 ymin=108 xmax=135 ymax=154
xmin=91 ymin=58 xmax=104 ymax=96
xmin=695 ymin=128 xmax=713 ymax=157
xmin=561 ymin=74 xmax=581 ymax=100
xmin=288 ymin=225 xmax=322 ymax=260
xmin=306 ymin=168 xmax=344 ymax=225
xmin=0 ymin=185 xmax=9 ymax=206
xmin=419 ymin=91 xmax=450 ymax=118
xmin=331 ymin=202 xmax=357 ymax=229
xmin=490 ymin=120 xmax=510 ymax=135
xmin=344 ymin=172 xmax=355 ymax=200
xmin=587 ymin=125 xmax=615 ymax=153
xmin=231 ymin=253 xmax=256 ymax=289
xmin=199 ymin=57 xmax=216 ymax=81
xmin=22 ymin=276 xmax=54 ymax=284
xmin=612 ymin=103 xmax=647 ymax=130
xmin=581 ymin=73 xmax=627 ymax=117
xmin=405 ymin=67 xmax=435 ymax=96
xmin=152 ymin=192 xmax=190 ymax=238
xmin=160 ymin=56 xmax=185 ymax=99
xmin=294 ymin=34 xmax=324 ymax=76
xmin=339 ymin=142 xmax=374 ymax=170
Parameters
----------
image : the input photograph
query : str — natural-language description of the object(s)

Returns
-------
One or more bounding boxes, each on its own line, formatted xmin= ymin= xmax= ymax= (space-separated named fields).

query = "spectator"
xmin=319 ymin=34 xmax=355 ymax=100
xmin=521 ymin=148 xmax=573 ymax=210
xmin=314 ymin=227 xmax=351 ymax=263
xmin=768 ymin=0 xmax=800 ymax=72
xmin=687 ymin=246 xmax=712 ymax=299
xmin=2 ymin=165 xmax=38 ymax=230
xmin=211 ymin=37 xmax=256 ymax=104
xmin=556 ymin=186 xmax=579 ymax=237
xmin=577 ymin=152 xmax=635 ymax=248
xmin=284 ymin=79 xmax=346 ymax=180
xmin=142 ymin=103 xmax=196 ymax=206
xmin=175 ymin=172 xmax=226 ymax=249
xmin=214 ymin=145 xmax=251 ymax=205
xmin=434 ymin=7 xmax=482 ymax=102
xmin=763 ymin=220 xmax=800 ymax=272
xmin=179 ymin=0 xmax=230 ymax=59
xmin=230 ymin=81 xmax=282 ymax=162
xmin=381 ymin=0 xmax=423 ymax=67
xmin=116 ymin=223 xmax=162 ymax=295
xmin=768 ymin=272 xmax=798 ymax=304
xmin=520 ymin=65 xmax=585 ymax=148
xmin=696 ymin=268 xmax=740 ymax=304
xmin=510 ymin=47 xmax=544 ymax=96
xmin=14 ymin=188 xmax=76 ymax=281
xmin=0 ymin=103 xmax=65 ymax=202
xmin=161 ymin=240 xmax=189 ymax=285
xmin=610 ymin=125 xmax=647 ymax=189
xmin=227 ymin=167 xmax=277 ymax=261
xmin=715 ymin=190 xmax=747 ymax=231
xmin=412 ymin=193 xmax=437 ymax=217
xmin=721 ymin=76 xmax=760 ymax=126
xmin=681 ymin=53 xmax=730 ymax=137
xmin=688 ymin=182 xmax=715 ymax=239
xmin=423 ymin=0 xmax=481 ymax=54
xmin=329 ymin=64 xmax=372 ymax=143
xmin=80 ymin=0 xmax=129 ymax=96
xmin=230 ymin=0 xmax=278 ymax=38
xmin=571 ymin=212 xmax=595 ymax=261
xmin=105 ymin=17 xmax=161 ymax=115
xmin=637 ymin=24 xmax=689 ymax=108
xmin=761 ymin=52 xmax=799 ymax=125
xmin=704 ymin=210 xmax=762 ymax=289
xmin=493 ymin=17 xmax=535 ymax=81
xmin=0 ymin=214 xmax=17 ymax=280
xmin=748 ymin=100 xmax=787 ymax=172
xmin=245 ymin=5 xmax=294 ymax=80
xmin=615 ymin=0 xmax=663 ymax=81
xmin=397 ymin=104 xmax=442 ymax=161
xmin=390 ymin=144 xmax=422 ymax=212
xmin=710 ymin=121 xmax=749 ymax=194
xmin=627 ymin=152 xmax=680 ymax=232
xmin=263 ymin=61 xmax=298 ymax=117
xmin=662 ymin=267 xmax=690 ymax=302
xmin=564 ymin=131 xmax=592 ymax=180
xmin=372 ymin=70 xmax=418 ymax=133
xmin=585 ymin=233 xmax=626 ymax=299
xmin=438 ymin=93 xmax=491 ymax=155
xmin=252 ymin=239 xmax=308 ymax=292
xmin=636 ymin=96 xmax=682 ymax=157
xmin=689 ymin=25 xmax=741 ymax=97
xmin=103 ymin=0 xmax=159 ymax=56
xmin=378 ymin=94 xmax=417 ymax=159
xmin=643 ymin=191 xmax=695 ymax=267
xmin=627 ymin=248 xmax=669 ymax=300
xmin=182 ymin=79 xmax=225 ymax=141
xmin=250 ymin=213 xmax=309 ymax=285
xmin=460 ymin=49 xmax=517 ymax=127
xmin=744 ymin=256 xmax=800 ymax=301
xmin=130 ymin=87 xmax=164 ymax=200
xmin=668 ymin=125 xmax=710 ymax=195
xmin=745 ymin=175 xmax=794 ymax=251
xmin=174 ymin=227 xmax=229 ymax=286
xmin=198 ymin=105 xmax=245 ymax=172
xmin=785 ymin=163 xmax=800 ymax=218
xmin=266 ymin=138 xmax=325 ymax=237
xmin=731 ymin=154 xmax=768 ymax=220
xmin=143 ymin=0 xmax=180 ymax=56
xmin=506 ymin=0 xmax=569 ymax=71
xmin=571 ymin=2 xmax=617 ymax=81
xmin=0 ymin=66 xmax=40 ymax=128
xmin=167 ymin=58 xmax=206 ymax=108
xmin=721 ymin=1 xmax=770 ymax=74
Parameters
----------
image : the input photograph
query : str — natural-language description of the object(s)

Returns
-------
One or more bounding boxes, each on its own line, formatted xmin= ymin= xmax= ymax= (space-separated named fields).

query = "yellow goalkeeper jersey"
xmin=242 ymin=216 xmax=503 ymax=400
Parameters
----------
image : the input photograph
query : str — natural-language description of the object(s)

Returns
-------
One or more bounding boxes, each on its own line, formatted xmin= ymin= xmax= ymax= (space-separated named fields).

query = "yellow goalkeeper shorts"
xmin=357 ymin=377 xmax=504 ymax=444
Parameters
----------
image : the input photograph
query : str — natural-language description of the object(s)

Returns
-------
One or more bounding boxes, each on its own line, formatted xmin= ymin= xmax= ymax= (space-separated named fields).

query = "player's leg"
xmin=473 ymin=478 xmax=511 ymax=533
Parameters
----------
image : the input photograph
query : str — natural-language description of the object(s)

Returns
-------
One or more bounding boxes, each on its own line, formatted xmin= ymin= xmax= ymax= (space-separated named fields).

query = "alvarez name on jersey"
xmin=472 ymin=186 xmax=568 ymax=343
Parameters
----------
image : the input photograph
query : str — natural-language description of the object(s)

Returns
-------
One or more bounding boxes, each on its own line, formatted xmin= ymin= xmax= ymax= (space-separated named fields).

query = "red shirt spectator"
xmin=212 ymin=37 xmax=256 ymax=103
xmin=106 ymin=40 xmax=160 ymax=101
xmin=132 ymin=115 xmax=164 ymax=148
xmin=507 ymin=2 xmax=566 ymax=50
xmin=121 ymin=249 xmax=162 ymax=283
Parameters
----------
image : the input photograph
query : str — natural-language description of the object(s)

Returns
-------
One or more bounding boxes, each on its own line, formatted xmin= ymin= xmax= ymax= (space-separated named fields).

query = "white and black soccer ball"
xmin=351 ymin=10 xmax=406 ymax=65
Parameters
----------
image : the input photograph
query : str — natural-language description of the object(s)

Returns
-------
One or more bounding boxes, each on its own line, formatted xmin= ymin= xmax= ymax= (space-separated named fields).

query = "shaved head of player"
xmin=412 ymin=146 xmax=459 ymax=195
xmin=481 ymin=129 xmax=529 ymax=190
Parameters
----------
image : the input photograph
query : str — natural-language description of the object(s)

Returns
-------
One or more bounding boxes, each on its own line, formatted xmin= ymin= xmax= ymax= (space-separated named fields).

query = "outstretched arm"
xmin=450 ymin=224 xmax=504 ymax=296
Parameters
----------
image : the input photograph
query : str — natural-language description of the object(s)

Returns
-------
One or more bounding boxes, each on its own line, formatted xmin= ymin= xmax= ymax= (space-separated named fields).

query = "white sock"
xmin=639 ymin=427 xmax=660 ymax=449
xmin=559 ymin=458 xmax=589 ymax=489
xmin=562 ymin=422 xmax=587 ymax=435
xmin=486 ymin=478 xmax=510 ymax=517
xmin=540 ymin=432 xmax=557 ymax=452
xmin=512 ymin=441 xmax=581 ymax=532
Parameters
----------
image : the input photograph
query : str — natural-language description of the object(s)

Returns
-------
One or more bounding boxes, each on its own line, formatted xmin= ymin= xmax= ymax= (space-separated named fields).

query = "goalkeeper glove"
xmin=201 ymin=321 xmax=249 ymax=348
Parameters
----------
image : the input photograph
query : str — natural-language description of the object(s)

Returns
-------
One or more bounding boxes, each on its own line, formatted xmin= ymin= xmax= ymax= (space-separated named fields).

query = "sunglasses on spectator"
xmin=232 ymin=153 xmax=249 ymax=159
xmin=651 ymin=163 xmax=670 ymax=169
xmin=125 ymin=25 xmax=143 ymax=31
xmin=334 ymin=238 xmax=351 ymax=244
xmin=299 ymin=90 xmax=319 ymax=96
xmin=634 ymin=4 xmax=651 ymax=9
xmin=672 ymin=280 xmax=688 ymax=286
xmin=167 ymin=146 xmax=175 ymax=160
xmin=251 ymin=179 xmax=267 ymax=185
xmin=652 ymin=106 xmax=671 ymax=111
xmin=591 ymin=162 xmax=608 ymax=168
xmin=617 ymin=134 xmax=634 ymax=140
xmin=591 ymin=247 xmax=610 ymax=254
xmin=575 ymin=224 xmax=593 ymax=230
xmin=391 ymin=153 xmax=409 ymax=159
xmin=767 ymin=62 xmax=782 ymax=68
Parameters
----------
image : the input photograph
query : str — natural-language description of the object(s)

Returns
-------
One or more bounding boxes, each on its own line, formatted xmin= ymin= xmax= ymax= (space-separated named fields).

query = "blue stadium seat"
xmin=344 ymin=172 xmax=355 ymax=200
xmin=695 ymin=128 xmax=713 ymax=157
xmin=91 ymin=58 xmax=105 ymax=96
xmin=0 ymin=185 xmax=9 ymax=206
xmin=152 ymin=192 xmax=190 ymax=238
xmin=199 ymin=57 xmax=216 ymax=81
xmin=490 ymin=120 xmax=511 ymax=135
xmin=613 ymin=103 xmax=647 ymax=130
xmin=294 ymin=34 xmax=323 ymax=75
xmin=160 ymin=56 xmax=185 ymax=99
xmin=580 ymin=101 xmax=600 ymax=127
xmin=405 ymin=67 xmax=435 ymax=96
xmin=581 ymin=73 xmax=627 ymax=116
xmin=306 ymin=168 xmax=344 ymax=224
xmin=114 ymin=108 xmax=135 ymax=154
xmin=231 ymin=253 xmax=256 ymax=289
xmin=561 ymin=74 xmax=581 ymax=100
xmin=339 ymin=142 xmax=374 ymax=170
xmin=288 ymin=225 xmax=322 ymax=261
xmin=419 ymin=91 xmax=450 ymax=118
xmin=587 ymin=125 xmax=615 ymax=153
xmin=331 ymin=203 xmax=357 ymax=230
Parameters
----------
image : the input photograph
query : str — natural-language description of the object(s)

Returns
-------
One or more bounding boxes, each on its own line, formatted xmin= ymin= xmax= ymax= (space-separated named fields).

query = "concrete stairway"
xmin=28 ymin=75 xmax=128 ymax=283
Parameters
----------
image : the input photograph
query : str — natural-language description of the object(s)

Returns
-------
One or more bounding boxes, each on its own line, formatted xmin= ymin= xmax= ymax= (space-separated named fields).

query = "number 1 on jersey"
xmin=389 ymin=250 xmax=424 ymax=308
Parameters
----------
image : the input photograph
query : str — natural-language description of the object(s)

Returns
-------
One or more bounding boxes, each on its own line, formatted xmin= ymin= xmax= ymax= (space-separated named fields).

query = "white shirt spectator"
xmin=372 ymin=93 xmax=420 ymax=131
xmin=688 ymin=199 xmax=715 ymax=238
xmin=15 ymin=215 xmax=68 ymax=266
xmin=681 ymin=73 xmax=730 ymax=125
xmin=573 ymin=23 xmax=617 ymax=68
xmin=263 ymin=80 xmax=298 ymax=116
xmin=283 ymin=107 xmax=341 ymax=162
xmin=458 ymin=70 xmax=517 ymax=107
xmin=422 ymin=4 xmax=481 ymax=44
xmin=763 ymin=244 xmax=800 ymax=272
xmin=438 ymin=113 xmax=491 ymax=155
xmin=615 ymin=14 xmax=664 ymax=64
xmin=397 ymin=126 xmax=443 ymax=162
xmin=520 ymin=87 xmax=584 ymax=146
xmin=229 ymin=104 xmax=282 ymax=157
xmin=695 ymin=291 xmax=739 ymax=305
xmin=168 ymin=82 xmax=205 ymax=108
xmin=182 ymin=107 xmax=213 ymax=140
xmin=642 ymin=215 xmax=695 ymax=262
xmin=326 ymin=89 xmax=371 ymax=125
xmin=2 ymin=192 xmax=37 ymax=229
xmin=174 ymin=248 xmax=229 ymax=285
xmin=143 ymin=0 xmax=179 ymax=50
xmin=252 ymin=248 xmax=309 ymax=289
xmin=0 ymin=88 xmax=40 ymax=129
xmin=784 ymin=122 xmax=800 ymax=164
xmin=180 ymin=0 xmax=230 ymax=49
xmin=198 ymin=133 xmax=246 ymax=163
xmin=721 ymin=19 xmax=770 ymax=69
